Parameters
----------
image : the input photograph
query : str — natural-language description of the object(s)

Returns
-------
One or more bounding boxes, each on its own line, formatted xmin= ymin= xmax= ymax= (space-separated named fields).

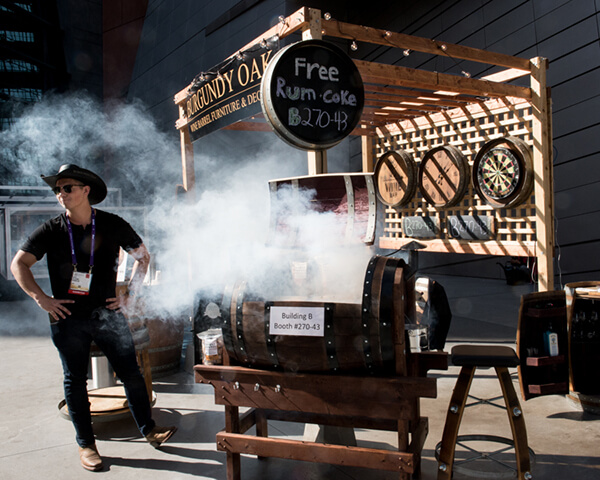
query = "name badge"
xmin=69 ymin=271 xmax=92 ymax=295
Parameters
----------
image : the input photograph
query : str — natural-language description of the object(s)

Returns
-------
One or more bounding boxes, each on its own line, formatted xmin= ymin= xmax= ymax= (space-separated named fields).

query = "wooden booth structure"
xmin=174 ymin=6 xmax=554 ymax=292
xmin=174 ymin=6 xmax=554 ymax=480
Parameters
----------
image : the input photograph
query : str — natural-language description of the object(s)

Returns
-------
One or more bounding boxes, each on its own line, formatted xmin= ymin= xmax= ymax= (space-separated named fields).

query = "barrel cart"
xmin=194 ymin=256 xmax=448 ymax=480
xmin=176 ymin=6 xmax=554 ymax=479
xmin=518 ymin=283 xmax=600 ymax=414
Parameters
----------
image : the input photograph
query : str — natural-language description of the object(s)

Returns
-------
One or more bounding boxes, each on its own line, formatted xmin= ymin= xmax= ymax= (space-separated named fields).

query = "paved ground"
xmin=1 ymin=276 xmax=599 ymax=479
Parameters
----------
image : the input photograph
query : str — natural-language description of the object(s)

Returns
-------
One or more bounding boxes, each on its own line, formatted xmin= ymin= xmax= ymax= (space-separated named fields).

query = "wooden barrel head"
xmin=418 ymin=145 xmax=470 ymax=207
xmin=221 ymin=255 xmax=409 ymax=373
xmin=374 ymin=150 xmax=417 ymax=207
xmin=261 ymin=39 xmax=364 ymax=150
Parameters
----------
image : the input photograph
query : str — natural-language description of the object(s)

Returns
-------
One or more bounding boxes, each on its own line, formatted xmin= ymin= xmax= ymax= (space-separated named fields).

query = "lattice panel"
xmin=376 ymin=96 xmax=537 ymax=257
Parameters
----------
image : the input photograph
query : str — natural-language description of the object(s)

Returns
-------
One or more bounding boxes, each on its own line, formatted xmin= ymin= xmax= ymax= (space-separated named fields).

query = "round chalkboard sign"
xmin=261 ymin=39 xmax=364 ymax=151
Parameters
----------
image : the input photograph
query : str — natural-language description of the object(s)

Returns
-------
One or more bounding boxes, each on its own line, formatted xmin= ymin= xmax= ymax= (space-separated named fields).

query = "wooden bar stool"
xmin=437 ymin=345 xmax=533 ymax=480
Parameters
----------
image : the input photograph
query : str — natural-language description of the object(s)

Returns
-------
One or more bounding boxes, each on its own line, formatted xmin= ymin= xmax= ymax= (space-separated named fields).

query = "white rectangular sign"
xmin=269 ymin=306 xmax=325 ymax=337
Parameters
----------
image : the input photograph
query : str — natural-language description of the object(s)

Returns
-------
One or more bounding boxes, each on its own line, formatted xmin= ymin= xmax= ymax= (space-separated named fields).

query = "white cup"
xmin=405 ymin=324 xmax=429 ymax=352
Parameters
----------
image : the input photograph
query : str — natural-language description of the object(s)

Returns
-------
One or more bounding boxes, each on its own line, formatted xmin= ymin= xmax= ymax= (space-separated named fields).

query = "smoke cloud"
xmin=0 ymin=91 xmax=375 ymax=327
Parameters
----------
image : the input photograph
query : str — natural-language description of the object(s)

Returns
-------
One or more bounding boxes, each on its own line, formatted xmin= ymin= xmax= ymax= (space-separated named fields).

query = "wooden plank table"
xmin=195 ymin=351 xmax=447 ymax=480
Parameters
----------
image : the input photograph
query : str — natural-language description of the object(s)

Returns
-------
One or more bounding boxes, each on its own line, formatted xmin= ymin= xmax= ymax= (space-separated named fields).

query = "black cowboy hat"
xmin=41 ymin=164 xmax=108 ymax=205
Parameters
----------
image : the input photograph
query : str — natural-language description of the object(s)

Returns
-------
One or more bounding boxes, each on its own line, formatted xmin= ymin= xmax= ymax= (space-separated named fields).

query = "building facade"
xmin=2 ymin=0 xmax=599 ymax=285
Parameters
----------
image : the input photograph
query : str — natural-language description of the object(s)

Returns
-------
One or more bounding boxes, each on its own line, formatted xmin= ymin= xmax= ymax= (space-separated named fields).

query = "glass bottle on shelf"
xmin=544 ymin=320 xmax=559 ymax=357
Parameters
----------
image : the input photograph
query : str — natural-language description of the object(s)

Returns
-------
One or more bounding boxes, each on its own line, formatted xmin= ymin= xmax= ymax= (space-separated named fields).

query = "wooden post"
xmin=224 ymin=405 xmax=241 ymax=480
xmin=361 ymin=127 xmax=374 ymax=173
xmin=179 ymin=125 xmax=196 ymax=197
xmin=301 ymin=8 xmax=328 ymax=174
xmin=301 ymin=7 xmax=321 ymax=41
xmin=530 ymin=57 xmax=553 ymax=292
xmin=178 ymin=97 xmax=196 ymax=199
xmin=307 ymin=150 xmax=327 ymax=175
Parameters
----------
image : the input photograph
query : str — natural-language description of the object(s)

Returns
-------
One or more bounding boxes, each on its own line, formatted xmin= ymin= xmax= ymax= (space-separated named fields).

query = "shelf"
xmin=526 ymin=306 xmax=567 ymax=318
xmin=525 ymin=355 xmax=565 ymax=367
xmin=528 ymin=382 xmax=568 ymax=395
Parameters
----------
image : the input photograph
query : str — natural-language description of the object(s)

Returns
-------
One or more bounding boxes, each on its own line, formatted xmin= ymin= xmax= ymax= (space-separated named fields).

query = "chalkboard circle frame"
xmin=374 ymin=150 xmax=417 ymax=207
xmin=261 ymin=39 xmax=365 ymax=151
xmin=418 ymin=145 xmax=470 ymax=208
xmin=473 ymin=136 xmax=533 ymax=208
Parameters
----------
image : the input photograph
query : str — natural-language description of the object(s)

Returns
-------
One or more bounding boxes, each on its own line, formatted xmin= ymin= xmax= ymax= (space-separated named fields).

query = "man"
xmin=11 ymin=164 xmax=176 ymax=471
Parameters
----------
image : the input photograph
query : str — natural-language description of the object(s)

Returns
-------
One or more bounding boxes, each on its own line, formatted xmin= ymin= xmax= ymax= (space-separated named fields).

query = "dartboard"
xmin=477 ymin=147 xmax=520 ymax=199
xmin=473 ymin=137 xmax=533 ymax=208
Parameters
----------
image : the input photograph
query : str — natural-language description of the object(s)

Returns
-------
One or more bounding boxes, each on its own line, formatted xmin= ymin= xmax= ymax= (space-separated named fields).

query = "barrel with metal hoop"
xmin=220 ymin=255 xmax=409 ymax=373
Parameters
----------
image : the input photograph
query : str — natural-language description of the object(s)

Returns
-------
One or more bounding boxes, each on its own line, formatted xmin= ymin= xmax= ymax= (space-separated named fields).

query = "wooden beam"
xmin=222 ymin=121 xmax=273 ymax=132
xmin=174 ymin=7 xmax=310 ymax=105
xmin=216 ymin=432 xmax=416 ymax=473
xmin=482 ymin=68 xmax=531 ymax=83
xmin=379 ymin=96 xmax=531 ymax=137
xmin=355 ymin=60 xmax=532 ymax=100
xmin=323 ymin=18 xmax=531 ymax=72
xmin=378 ymin=237 xmax=537 ymax=257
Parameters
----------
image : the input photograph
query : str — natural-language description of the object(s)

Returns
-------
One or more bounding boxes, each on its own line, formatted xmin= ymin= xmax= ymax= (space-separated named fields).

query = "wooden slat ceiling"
xmin=176 ymin=7 xmax=533 ymax=138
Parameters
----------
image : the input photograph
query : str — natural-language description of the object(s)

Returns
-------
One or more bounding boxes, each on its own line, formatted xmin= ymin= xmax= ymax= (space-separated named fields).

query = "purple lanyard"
xmin=66 ymin=209 xmax=96 ymax=273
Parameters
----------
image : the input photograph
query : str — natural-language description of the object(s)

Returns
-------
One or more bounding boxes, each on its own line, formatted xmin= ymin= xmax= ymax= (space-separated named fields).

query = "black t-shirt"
xmin=21 ymin=209 xmax=143 ymax=315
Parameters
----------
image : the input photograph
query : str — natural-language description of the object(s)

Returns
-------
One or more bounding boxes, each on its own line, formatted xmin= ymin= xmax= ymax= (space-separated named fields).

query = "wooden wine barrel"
xmin=565 ymin=282 xmax=600 ymax=397
xmin=268 ymin=173 xmax=377 ymax=246
xmin=220 ymin=255 xmax=408 ymax=373
xmin=145 ymin=316 xmax=185 ymax=377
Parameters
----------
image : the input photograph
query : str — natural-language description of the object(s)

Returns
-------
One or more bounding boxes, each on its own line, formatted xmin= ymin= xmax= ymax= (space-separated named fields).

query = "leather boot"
xmin=79 ymin=444 xmax=103 ymax=471
xmin=145 ymin=425 xmax=177 ymax=448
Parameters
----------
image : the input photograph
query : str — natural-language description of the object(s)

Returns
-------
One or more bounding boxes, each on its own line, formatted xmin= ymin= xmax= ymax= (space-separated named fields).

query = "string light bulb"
xmin=278 ymin=15 xmax=285 ymax=24
xmin=324 ymin=12 xmax=331 ymax=20
xmin=403 ymin=49 xmax=411 ymax=57
xmin=462 ymin=71 xmax=471 ymax=78
xmin=351 ymin=40 xmax=358 ymax=51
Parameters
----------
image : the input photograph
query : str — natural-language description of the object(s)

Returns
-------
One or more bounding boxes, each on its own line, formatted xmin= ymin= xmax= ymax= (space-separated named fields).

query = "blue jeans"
xmin=51 ymin=308 xmax=155 ymax=447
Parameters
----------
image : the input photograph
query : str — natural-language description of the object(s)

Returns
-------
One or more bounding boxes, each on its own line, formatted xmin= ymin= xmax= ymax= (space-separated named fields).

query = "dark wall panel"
xmin=121 ymin=0 xmax=600 ymax=283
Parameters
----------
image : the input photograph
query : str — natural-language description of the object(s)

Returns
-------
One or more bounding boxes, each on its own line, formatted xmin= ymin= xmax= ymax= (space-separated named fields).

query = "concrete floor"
xmin=1 ymin=276 xmax=599 ymax=479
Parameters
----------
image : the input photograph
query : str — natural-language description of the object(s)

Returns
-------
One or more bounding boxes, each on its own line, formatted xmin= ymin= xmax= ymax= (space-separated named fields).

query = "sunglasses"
xmin=52 ymin=184 xmax=85 ymax=195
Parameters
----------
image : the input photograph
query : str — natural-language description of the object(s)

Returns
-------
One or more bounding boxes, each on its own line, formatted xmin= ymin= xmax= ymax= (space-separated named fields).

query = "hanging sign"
xmin=447 ymin=215 xmax=495 ymax=240
xmin=261 ymin=39 xmax=364 ymax=150
xmin=402 ymin=216 xmax=440 ymax=238
xmin=184 ymin=39 xmax=279 ymax=141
